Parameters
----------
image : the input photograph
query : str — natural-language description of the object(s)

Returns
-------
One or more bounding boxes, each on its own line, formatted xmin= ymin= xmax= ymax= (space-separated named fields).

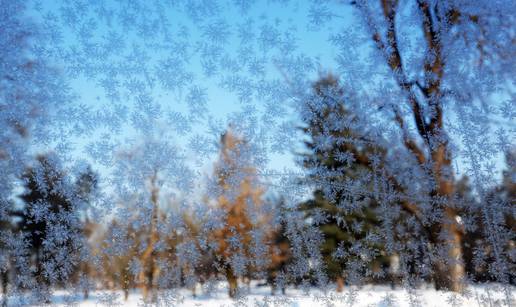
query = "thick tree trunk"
xmin=432 ymin=209 xmax=465 ymax=292
xmin=431 ymin=153 xmax=465 ymax=292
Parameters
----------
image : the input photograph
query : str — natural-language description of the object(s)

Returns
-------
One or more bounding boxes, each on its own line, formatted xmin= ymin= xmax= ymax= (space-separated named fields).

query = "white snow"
xmin=4 ymin=282 xmax=513 ymax=306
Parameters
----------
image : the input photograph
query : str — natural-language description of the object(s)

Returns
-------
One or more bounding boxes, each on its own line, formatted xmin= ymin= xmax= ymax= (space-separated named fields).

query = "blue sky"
xmin=26 ymin=1 xmax=352 ymax=174
xmin=24 ymin=0 xmax=511 ymax=192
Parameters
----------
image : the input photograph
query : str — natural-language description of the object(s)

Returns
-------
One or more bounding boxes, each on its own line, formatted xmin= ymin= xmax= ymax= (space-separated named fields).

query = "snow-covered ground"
xmin=4 ymin=282 xmax=514 ymax=306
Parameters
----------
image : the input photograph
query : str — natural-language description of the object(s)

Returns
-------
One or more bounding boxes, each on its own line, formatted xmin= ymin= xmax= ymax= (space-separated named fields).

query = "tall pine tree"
xmin=14 ymin=155 xmax=83 ymax=301
xmin=299 ymin=75 xmax=390 ymax=291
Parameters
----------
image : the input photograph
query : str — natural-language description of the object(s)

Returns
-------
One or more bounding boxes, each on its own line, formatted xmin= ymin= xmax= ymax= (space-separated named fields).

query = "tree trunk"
xmin=191 ymin=284 xmax=197 ymax=298
xmin=432 ymin=208 xmax=465 ymax=292
xmin=124 ymin=288 xmax=129 ymax=301
xmin=141 ymin=175 xmax=159 ymax=303
xmin=35 ymin=249 xmax=51 ymax=304
xmin=1 ymin=270 xmax=7 ymax=307
xmin=83 ymin=263 xmax=90 ymax=300
xmin=244 ymin=276 xmax=251 ymax=292
xmin=336 ymin=276 xmax=344 ymax=292
xmin=431 ymin=154 xmax=465 ymax=292
xmin=141 ymin=259 xmax=156 ymax=302
xmin=226 ymin=268 xmax=238 ymax=298
xmin=389 ymin=254 xmax=400 ymax=289
xmin=122 ymin=270 xmax=130 ymax=301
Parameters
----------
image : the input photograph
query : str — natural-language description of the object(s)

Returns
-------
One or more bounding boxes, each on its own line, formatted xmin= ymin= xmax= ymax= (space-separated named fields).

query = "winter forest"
xmin=0 ymin=0 xmax=515 ymax=306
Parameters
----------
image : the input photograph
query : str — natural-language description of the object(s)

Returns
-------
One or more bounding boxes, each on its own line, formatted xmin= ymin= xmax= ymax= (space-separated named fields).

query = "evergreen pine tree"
xmin=14 ymin=155 xmax=82 ymax=300
xmin=299 ymin=75 xmax=389 ymax=290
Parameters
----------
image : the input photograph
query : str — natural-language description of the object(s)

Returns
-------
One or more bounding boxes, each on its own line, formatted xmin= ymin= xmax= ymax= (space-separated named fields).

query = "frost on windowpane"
xmin=0 ymin=0 xmax=514 ymax=306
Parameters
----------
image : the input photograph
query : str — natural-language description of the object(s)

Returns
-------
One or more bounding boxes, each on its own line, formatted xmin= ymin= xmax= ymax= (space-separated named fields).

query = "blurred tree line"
xmin=1 ymin=75 xmax=514 ymax=305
